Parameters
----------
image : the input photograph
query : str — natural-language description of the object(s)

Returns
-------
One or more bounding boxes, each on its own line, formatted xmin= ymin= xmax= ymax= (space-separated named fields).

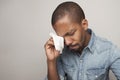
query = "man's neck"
xmin=78 ymin=31 xmax=91 ymax=54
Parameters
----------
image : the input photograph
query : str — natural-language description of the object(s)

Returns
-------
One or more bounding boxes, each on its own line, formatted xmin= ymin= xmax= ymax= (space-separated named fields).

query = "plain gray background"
xmin=0 ymin=0 xmax=120 ymax=80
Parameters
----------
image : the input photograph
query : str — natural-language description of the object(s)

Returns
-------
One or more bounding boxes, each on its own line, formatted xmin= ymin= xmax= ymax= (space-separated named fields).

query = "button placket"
xmin=79 ymin=59 xmax=84 ymax=79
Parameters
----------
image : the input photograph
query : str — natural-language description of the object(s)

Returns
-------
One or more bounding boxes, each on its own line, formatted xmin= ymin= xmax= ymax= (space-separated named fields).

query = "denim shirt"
xmin=45 ymin=29 xmax=120 ymax=80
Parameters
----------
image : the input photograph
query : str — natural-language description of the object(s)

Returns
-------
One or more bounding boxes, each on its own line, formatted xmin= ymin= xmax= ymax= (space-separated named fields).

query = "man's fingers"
xmin=49 ymin=37 xmax=53 ymax=41
xmin=44 ymin=38 xmax=54 ymax=49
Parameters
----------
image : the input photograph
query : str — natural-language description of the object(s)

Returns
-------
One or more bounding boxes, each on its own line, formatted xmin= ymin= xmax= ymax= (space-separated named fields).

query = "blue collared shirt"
xmin=45 ymin=29 xmax=120 ymax=80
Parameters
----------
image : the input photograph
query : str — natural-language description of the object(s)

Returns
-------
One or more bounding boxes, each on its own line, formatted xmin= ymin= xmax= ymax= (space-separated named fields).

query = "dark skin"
xmin=53 ymin=15 xmax=91 ymax=53
xmin=44 ymin=15 xmax=91 ymax=80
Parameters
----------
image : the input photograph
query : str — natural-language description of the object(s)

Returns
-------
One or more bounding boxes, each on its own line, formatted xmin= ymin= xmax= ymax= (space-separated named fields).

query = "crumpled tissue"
xmin=49 ymin=32 xmax=64 ymax=53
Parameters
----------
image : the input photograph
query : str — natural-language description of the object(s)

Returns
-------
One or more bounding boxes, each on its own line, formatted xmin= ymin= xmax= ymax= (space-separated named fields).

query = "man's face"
xmin=53 ymin=15 xmax=88 ymax=51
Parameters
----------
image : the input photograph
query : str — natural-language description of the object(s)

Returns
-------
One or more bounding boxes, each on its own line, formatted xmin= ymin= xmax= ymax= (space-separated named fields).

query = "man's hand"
xmin=44 ymin=38 xmax=60 ymax=61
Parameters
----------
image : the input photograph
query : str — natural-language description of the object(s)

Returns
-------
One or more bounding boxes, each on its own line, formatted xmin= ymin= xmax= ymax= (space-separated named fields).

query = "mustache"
xmin=67 ymin=44 xmax=79 ymax=47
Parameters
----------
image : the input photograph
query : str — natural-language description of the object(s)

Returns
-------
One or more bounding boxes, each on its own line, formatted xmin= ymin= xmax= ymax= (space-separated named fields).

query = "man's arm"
xmin=44 ymin=38 xmax=60 ymax=80
xmin=47 ymin=60 xmax=60 ymax=80
xmin=110 ymin=46 xmax=120 ymax=79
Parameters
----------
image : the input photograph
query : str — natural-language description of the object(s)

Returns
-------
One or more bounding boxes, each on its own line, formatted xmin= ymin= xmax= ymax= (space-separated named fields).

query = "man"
xmin=44 ymin=1 xmax=120 ymax=80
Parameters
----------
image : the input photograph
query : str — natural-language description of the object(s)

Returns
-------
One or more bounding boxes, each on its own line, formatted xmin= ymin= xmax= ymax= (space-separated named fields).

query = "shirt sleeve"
xmin=44 ymin=56 xmax=65 ymax=80
xmin=110 ymin=45 xmax=120 ymax=79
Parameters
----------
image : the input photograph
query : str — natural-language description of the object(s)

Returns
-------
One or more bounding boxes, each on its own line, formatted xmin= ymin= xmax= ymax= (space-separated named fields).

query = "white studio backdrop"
xmin=0 ymin=0 xmax=120 ymax=80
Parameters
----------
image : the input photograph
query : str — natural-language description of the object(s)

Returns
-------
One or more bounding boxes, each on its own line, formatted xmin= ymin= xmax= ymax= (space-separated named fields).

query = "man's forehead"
xmin=53 ymin=15 xmax=78 ymax=36
xmin=54 ymin=24 xmax=75 ymax=37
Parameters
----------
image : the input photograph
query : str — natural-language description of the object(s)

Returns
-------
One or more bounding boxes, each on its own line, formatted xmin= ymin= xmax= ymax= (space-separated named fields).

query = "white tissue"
xmin=49 ymin=32 xmax=64 ymax=53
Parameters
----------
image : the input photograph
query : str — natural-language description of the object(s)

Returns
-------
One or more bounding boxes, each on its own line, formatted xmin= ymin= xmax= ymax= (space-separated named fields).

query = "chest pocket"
xmin=86 ymin=68 xmax=106 ymax=80
xmin=63 ymin=62 xmax=76 ymax=72
xmin=62 ymin=62 xmax=77 ymax=79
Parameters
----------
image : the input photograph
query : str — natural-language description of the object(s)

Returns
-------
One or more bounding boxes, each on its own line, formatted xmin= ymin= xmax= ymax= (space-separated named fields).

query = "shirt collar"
xmin=86 ymin=29 xmax=96 ymax=53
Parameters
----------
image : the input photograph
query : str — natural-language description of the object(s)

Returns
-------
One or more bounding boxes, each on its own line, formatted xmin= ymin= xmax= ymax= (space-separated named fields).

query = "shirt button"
xmin=80 ymin=60 xmax=83 ymax=63
xmin=95 ymin=75 xmax=98 ymax=78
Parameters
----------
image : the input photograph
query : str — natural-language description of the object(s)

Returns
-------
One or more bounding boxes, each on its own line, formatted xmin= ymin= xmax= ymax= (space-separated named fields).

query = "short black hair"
xmin=51 ymin=1 xmax=85 ymax=26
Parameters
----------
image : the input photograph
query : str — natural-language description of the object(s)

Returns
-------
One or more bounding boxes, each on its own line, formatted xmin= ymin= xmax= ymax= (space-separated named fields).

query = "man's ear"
xmin=81 ymin=19 xmax=88 ymax=30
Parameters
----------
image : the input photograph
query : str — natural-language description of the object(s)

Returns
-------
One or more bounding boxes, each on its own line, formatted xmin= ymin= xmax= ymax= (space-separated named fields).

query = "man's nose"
xmin=64 ymin=37 xmax=73 ymax=46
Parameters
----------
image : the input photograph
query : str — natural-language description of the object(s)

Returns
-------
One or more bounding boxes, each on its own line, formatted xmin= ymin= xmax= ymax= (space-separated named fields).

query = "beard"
xmin=67 ymin=35 xmax=86 ymax=53
xmin=66 ymin=43 xmax=84 ymax=53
